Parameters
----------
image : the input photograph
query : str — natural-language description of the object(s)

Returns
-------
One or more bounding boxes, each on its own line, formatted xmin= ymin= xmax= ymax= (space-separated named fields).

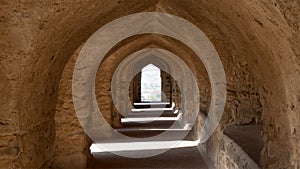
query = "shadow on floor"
xmin=87 ymin=146 xmax=208 ymax=169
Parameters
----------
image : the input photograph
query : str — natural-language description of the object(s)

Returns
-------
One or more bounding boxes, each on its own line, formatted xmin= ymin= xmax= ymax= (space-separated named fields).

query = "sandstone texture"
xmin=0 ymin=0 xmax=299 ymax=168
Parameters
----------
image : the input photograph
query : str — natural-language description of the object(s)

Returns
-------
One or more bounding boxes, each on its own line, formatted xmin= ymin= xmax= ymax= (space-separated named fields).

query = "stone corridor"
xmin=88 ymin=108 xmax=210 ymax=169
xmin=1 ymin=1 xmax=300 ymax=169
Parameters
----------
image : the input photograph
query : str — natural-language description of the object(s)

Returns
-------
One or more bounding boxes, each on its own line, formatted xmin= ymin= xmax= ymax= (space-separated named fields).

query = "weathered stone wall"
xmin=0 ymin=0 xmax=299 ymax=168
xmin=132 ymin=73 xmax=141 ymax=103
xmin=0 ymin=66 xmax=18 ymax=168
xmin=0 ymin=1 xmax=158 ymax=168
xmin=95 ymin=52 xmax=123 ymax=128
xmin=215 ymin=134 xmax=261 ymax=169
xmin=272 ymin=1 xmax=300 ymax=167
xmin=53 ymin=45 xmax=92 ymax=169
xmin=161 ymin=71 xmax=172 ymax=103
xmin=54 ymin=41 xmax=126 ymax=168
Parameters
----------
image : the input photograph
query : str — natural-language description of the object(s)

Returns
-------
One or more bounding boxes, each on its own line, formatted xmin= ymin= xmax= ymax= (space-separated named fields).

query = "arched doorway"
xmin=141 ymin=64 xmax=162 ymax=102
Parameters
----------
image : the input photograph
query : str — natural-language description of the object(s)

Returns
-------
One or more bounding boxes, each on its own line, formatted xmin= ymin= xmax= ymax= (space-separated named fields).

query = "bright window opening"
xmin=141 ymin=64 xmax=161 ymax=102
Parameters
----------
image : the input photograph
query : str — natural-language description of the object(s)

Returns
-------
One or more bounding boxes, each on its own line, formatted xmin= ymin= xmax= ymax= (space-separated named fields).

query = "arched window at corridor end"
xmin=141 ymin=64 xmax=161 ymax=102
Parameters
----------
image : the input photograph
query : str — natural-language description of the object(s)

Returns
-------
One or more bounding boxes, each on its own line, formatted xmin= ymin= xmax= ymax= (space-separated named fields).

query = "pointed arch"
xmin=141 ymin=64 xmax=162 ymax=102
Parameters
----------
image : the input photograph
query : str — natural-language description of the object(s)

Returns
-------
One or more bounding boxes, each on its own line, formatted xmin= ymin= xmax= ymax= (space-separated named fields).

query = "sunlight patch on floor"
xmin=90 ymin=140 xmax=199 ymax=153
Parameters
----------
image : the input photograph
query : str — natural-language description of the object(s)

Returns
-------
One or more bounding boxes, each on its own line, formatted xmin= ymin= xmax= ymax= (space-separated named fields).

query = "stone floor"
xmin=88 ymin=146 xmax=208 ymax=169
xmin=87 ymin=110 xmax=209 ymax=169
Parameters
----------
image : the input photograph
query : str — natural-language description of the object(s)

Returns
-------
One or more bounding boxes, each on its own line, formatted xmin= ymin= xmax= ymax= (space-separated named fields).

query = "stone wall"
xmin=0 ymin=0 xmax=299 ymax=168
xmin=53 ymin=45 xmax=91 ymax=169
xmin=54 ymin=42 xmax=124 ymax=168
xmin=215 ymin=134 xmax=260 ymax=169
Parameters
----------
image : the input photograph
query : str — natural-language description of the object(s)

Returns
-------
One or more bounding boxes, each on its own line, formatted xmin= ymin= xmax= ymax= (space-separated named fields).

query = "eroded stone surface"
xmin=0 ymin=0 xmax=299 ymax=168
